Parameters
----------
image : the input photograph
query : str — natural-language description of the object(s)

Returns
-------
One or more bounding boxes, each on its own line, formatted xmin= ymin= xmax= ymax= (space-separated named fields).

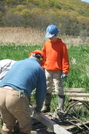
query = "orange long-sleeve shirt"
xmin=42 ymin=38 xmax=70 ymax=74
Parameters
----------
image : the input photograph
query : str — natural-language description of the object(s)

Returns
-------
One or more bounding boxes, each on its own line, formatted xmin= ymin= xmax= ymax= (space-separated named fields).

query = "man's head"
xmin=45 ymin=24 xmax=60 ymax=38
xmin=28 ymin=50 xmax=45 ymax=64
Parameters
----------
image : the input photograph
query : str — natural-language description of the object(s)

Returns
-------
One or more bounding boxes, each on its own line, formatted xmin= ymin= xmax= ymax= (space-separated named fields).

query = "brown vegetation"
xmin=0 ymin=27 xmax=89 ymax=46
xmin=0 ymin=27 xmax=46 ymax=45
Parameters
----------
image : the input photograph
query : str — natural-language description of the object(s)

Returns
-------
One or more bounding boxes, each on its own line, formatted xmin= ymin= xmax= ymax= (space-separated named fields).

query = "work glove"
xmin=61 ymin=74 xmax=68 ymax=79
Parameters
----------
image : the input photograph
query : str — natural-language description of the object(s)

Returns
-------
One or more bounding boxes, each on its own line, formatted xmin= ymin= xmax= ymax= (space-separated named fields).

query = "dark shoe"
xmin=14 ymin=122 xmax=19 ymax=134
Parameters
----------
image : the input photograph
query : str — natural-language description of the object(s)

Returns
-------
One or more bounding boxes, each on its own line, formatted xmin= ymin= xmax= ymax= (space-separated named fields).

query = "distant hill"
xmin=0 ymin=0 xmax=89 ymax=36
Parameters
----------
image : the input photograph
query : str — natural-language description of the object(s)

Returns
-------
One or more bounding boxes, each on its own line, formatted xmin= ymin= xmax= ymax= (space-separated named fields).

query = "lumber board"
xmin=69 ymin=97 xmax=89 ymax=101
xmin=66 ymin=93 xmax=89 ymax=97
xmin=64 ymin=88 xmax=85 ymax=93
xmin=52 ymin=89 xmax=86 ymax=95
xmin=52 ymin=88 xmax=85 ymax=93
xmin=29 ymin=105 xmax=71 ymax=134
xmin=64 ymin=120 xmax=89 ymax=130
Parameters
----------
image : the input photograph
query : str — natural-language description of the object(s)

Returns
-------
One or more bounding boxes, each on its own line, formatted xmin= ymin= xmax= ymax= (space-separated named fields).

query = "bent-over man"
xmin=0 ymin=50 xmax=46 ymax=134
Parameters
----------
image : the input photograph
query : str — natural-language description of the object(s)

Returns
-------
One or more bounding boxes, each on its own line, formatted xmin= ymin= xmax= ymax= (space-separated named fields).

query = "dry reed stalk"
xmin=0 ymin=27 xmax=89 ymax=46
xmin=0 ymin=27 xmax=46 ymax=45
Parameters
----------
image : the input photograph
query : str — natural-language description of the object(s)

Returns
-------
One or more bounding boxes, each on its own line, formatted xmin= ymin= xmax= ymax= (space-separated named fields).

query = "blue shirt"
xmin=0 ymin=58 xmax=46 ymax=111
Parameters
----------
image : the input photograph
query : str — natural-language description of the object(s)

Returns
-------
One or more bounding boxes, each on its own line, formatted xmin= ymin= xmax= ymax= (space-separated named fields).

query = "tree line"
xmin=0 ymin=0 xmax=89 ymax=36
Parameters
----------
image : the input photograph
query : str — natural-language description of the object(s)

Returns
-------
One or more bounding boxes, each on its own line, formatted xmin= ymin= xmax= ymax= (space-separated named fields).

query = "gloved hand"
xmin=61 ymin=74 xmax=68 ymax=79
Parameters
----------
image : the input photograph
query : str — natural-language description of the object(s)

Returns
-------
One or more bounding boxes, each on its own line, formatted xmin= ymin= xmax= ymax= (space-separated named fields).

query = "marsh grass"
xmin=0 ymin=43 xmax=42 ymax=60
xmin=64 ymin=44 xmax=89 ymax=91
xmin=0 ymin=27 xmax=89 ymax=46
xmin=0 ymin=27 xmax=46 ymax=45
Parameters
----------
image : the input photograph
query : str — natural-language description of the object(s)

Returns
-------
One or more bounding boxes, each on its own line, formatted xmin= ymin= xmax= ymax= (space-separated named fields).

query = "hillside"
xmin=0 ymin=0 xmax=89 ymax=36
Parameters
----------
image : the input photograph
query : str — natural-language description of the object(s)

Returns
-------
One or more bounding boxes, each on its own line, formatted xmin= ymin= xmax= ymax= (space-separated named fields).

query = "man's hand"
xmin=61 ymin=74 xmax=68 ymax=79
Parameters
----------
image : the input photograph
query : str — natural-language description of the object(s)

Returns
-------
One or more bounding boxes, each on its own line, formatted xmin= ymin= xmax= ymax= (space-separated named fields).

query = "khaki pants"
xmin=45 ymin=70 xmax=64 ymax=95
xmin=0 ymin=87 xmax=32 ymax=133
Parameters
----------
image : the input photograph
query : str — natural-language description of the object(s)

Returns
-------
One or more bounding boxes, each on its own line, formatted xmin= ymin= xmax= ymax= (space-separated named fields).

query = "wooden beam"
xmin=66 ymin=93 xmax=89 ymax=97
xmin=64 ymin=121 xmax=89 ymax=130
xmin=29 ymin=105 xmax=71 ymax=134
xmin=69 ymin=97 xmax=89 ymax=101
xmin=64 ymin=88 xmax=85 ymax=93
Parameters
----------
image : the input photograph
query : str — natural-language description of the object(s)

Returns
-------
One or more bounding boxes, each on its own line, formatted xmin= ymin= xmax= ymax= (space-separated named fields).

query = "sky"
xmin=81 ymin=0 xmax=89 ymax=3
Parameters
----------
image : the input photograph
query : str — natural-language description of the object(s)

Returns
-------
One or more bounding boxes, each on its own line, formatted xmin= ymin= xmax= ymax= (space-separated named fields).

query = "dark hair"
xmin=32 ymin=53 xmax=43 ymax=60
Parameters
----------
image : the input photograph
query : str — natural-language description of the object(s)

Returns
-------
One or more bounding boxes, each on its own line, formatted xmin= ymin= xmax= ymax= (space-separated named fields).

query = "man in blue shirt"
xmin=0 ymin=50 xmax=46 ymax=134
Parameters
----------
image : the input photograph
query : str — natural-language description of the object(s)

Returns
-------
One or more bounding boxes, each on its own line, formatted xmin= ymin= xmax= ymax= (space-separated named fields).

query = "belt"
xmin=3 ymin=86 xmax=13 ymax=90
xmin=3 ymin=86 xmax=26 ymax=98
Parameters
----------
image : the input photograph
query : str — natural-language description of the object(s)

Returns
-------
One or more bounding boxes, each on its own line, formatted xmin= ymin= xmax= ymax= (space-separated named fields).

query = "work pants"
xmin=0 ymin=87 xmax=32 ymax=133
xmin=45 ymin=70 xmax=64 ymax=95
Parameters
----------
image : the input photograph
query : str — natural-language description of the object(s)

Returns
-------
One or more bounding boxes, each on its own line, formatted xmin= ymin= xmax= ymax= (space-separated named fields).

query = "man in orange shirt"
xmin=41 ymin=24 xmax=70 ymax=113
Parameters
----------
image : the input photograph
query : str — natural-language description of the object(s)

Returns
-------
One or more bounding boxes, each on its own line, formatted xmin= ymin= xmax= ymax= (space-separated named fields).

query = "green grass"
xmin=64 ymin=44 xmax=89 ymax=92
xmin=0 ymin=43 xmax=42 ymax=60
xmin=0 ymin=43 xmax=89 ymax=91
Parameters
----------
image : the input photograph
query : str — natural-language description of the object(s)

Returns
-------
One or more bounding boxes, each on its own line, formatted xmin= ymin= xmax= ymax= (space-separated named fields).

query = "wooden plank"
xmin=66 ymin=93 xmax=89 ymax=97
xmin=69 ymin=97 xmax=89 ymax=101
xmin=52 ymin=88 xmax=85 ymax=93
xmin=52 ymin=89 xmax=86 ymax=96
xmin=64 ymin=121 xmax=89 ymax=130
xmin=64 ymin=88 xmax=85 ymax=93
xmin=31 ymin=118 xmax=53 ymax=134
xmin=29 ymin=105 xmax=71 ymax=134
